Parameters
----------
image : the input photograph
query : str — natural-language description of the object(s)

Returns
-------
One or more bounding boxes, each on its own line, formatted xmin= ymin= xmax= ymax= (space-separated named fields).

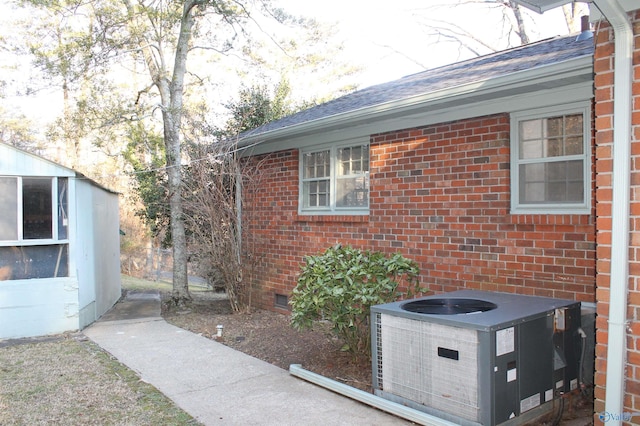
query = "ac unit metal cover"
xmin=371 ymin=290 xmax=581 ymax=426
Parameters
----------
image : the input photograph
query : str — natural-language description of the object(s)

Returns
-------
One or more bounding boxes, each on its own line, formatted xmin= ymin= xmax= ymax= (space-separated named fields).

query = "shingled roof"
xmin=240 ymin=34 xmax=593 ymax=143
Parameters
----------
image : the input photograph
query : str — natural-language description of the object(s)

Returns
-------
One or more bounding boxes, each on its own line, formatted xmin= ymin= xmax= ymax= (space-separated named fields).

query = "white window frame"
xmin=299 ymin=140 xmax=370 ymax=215
xmin=0 ymin=176 xmax=70 ymax=279
xmin=510 ymin=102 xmax=591 ymax=214
xmin=0 ymin=176 xmax=69 ymax=245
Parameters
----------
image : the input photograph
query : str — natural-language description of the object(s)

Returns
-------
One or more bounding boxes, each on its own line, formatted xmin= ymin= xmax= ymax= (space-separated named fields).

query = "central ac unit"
xmin=371 ymin=290 xmax=581 ymax=426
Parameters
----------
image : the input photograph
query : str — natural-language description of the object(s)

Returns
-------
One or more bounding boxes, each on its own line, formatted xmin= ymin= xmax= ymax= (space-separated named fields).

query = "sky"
xmin=0 ymin=0 xmax=584 ymax=131
xmin=276 ymin=0 xmax=579 ymax=88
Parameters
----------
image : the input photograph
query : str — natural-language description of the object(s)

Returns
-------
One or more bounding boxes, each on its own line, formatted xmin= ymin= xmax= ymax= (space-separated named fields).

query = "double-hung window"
xmin=511 ymin=103 xmax=591 ymax=214
xmin=0 ymin=176 xmax=70 ymax=279
xmin=300 ymin=142 xmax=369 ymax=215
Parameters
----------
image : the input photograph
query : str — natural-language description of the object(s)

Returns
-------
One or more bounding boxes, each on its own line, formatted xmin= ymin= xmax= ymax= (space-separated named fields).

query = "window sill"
xmin=295 ymin=214 xmax=369 ymax=223
xmin=509 ymin=213 xmax=593 ymax=226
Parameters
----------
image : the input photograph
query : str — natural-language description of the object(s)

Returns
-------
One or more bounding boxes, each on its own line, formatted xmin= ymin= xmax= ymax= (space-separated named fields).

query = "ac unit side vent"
xmin=375 ymin=312 xmax=383 ymax=389
xmin=372 ymin=290 xmax=582 ymax=426
xmin=378 ymin=313 xmax=481 ymax=422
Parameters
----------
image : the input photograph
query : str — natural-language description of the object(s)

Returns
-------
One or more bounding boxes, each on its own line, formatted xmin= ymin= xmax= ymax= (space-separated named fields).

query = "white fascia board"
xmin=241 ymin=55 xmax=593 ymax=156
xmin=510 ymin=0 xmax=576 ymax=13
xmin=245 ymin=80 xmax=593 ymax=157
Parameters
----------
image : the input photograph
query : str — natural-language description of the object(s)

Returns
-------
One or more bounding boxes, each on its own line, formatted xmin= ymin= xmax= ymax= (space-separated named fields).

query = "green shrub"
xmin=290 ymin=244 xmax=424 ymax=358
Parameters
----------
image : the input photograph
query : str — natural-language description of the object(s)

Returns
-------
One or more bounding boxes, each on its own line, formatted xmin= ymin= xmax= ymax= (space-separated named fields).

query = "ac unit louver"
xmin=371 ymin=290 xmax=581 ymax=426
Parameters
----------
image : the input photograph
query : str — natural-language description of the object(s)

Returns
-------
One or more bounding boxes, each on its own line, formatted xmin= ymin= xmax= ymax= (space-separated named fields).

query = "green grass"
xmin=121 ymin=274 xmax=212 ymax=294
xmin=121 ymin=274 xmax=175 ymax=292
xmin=0 ymin=338 xmax=200 ymax=425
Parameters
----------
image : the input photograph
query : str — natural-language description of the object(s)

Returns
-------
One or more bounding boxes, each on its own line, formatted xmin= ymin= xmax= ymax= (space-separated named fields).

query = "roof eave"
xmin=509 ymin=0 xmax=575 ymax=13
xmin=238 ymin=54 xmax=593 ymax=149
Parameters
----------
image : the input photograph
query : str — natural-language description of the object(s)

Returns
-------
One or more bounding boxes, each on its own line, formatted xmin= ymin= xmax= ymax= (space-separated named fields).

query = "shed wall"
xmin=0 ymin=143 xmax=120 ymax=338
xmin=0 ymin=278 xmax=79 ymax=338
xmin=0 ymin=144 xmax=75 ymax=177
xmin=76 ymin=179 xmax=121 ymax=328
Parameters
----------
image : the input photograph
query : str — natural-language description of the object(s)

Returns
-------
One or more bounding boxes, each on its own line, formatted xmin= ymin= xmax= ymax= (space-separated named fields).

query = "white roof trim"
xmin=510 ymin=0 xmax=576 ymax=13
xmin=240 ymin=54 xmax=593 ymax=151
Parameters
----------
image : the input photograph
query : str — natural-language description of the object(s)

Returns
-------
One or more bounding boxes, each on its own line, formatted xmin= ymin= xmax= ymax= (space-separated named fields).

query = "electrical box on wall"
xmin=371 ymin=290 xmax=582 ymax=426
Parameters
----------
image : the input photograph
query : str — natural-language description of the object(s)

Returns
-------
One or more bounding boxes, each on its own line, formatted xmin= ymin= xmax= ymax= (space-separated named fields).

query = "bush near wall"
xmin=290 ymin=245 xmax=424 ymax=358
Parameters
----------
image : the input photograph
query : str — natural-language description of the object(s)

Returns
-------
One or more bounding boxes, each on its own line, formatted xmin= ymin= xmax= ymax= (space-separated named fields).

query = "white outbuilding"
xmin=0 ymin=143 xmax=121 ymax=339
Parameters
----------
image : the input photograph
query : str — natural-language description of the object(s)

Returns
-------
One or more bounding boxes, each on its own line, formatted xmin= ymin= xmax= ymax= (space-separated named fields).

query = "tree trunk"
xmin=162 ymin=100 xmax=190 ymax=304
xmin=127 ymin=0 xmax=199 ymax=305
xmin=160 ymin=1 xmax=198 ymax=305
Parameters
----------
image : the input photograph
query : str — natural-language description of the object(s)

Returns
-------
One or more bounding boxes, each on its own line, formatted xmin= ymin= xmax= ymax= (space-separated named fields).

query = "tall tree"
xmin=410 ymin=1 xmax=589 ymax=60
xmin=17 ymin=0 xmax=356 ymax=305
xmin=16 ymin=0 xmax=238 ymax=304
xmin=223 ymin=78 xmax=298 ymax=135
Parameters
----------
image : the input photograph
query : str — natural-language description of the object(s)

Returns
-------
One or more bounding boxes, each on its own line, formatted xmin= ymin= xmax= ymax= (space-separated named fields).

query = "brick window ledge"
xmin=509 ymin=214 xmax=594 ymax=226
xmin=295 ymin=214 xmax=369 ymax=224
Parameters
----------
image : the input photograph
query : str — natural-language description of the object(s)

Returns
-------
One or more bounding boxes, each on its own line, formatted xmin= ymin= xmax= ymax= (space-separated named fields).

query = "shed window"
xmin=23 ymin=178 xmax=53 ymax=239
xmin=0 ymin=177 xmax=18 ymax=240
xmin=300 ymin=141 xmax=369 ymax=215
xmin=0 ymin=176 xmax=69 ymax=280
xmin=511 ymin=104 xmax=590 ymax=214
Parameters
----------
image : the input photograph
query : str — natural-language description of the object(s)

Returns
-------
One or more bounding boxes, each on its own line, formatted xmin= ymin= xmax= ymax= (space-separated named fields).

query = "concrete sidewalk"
xmin=84 ymin=291 xmax=408 ymax=425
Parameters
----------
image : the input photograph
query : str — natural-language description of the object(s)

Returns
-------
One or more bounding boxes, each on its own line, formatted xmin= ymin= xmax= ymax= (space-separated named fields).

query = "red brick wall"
xmin=593 ymin=10 xmax=640 ymax=424
xmin=244 ymin=113 xmax=596 ymax=312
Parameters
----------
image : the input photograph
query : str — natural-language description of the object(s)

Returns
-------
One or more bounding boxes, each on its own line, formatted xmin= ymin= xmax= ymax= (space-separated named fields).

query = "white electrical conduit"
xmin=593 ymin=0 xmax=634 ymax=423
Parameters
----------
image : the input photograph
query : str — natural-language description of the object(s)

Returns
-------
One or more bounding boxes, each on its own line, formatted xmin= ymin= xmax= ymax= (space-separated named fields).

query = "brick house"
xmin=238 ymin=2 xmax=638 ymax=424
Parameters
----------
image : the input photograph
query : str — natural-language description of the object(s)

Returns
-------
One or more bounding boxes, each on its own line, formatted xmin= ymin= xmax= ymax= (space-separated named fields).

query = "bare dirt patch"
xmin=162 ymin=289 xmax=595 ymax=426
xmin=161 ymin=290 xmax=373 ymax=392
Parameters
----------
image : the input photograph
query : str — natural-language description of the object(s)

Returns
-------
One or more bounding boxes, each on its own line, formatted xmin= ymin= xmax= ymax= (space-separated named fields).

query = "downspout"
xmin=235 ymin=161 xmax=242 ymax=264
xmin=592 ymin=0 xmax=633 ymax=422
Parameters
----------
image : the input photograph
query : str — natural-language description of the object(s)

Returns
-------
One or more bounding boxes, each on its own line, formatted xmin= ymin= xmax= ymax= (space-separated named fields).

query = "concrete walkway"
xmin=84 ymin=291 xmax=408 ymax=426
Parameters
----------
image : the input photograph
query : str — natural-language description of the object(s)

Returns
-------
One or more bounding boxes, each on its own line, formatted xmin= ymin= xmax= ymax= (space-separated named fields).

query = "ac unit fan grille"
xmin=376 ymin=313 xmax=481 ymax=422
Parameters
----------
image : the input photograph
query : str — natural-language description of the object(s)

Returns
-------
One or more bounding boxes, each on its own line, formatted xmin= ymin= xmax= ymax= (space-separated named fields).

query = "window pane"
xmin=565 ymin=136 xmax=583 ymax=155
xmin=0 ymin=177 xmax=18 ymax=240
xmin=23 ymin=178 xmax=53 ymax=239
xmin=547 ymin=138 xmax=563 ymax=157
xmin=520 ymin=119 xmax=542 ymax=141
xmin=304 ymin=151 xmax=330 ymax=179
xmin=0 ymin=245 xmax=68 ymax=279
xmin=341 ymin=147 xmax=351 ymax=162
xmin=340 ymin=158 xmax=351 ymax=175
xmin=337 ymin=175 xmax=369 ymax=208
xmin=519 ymin=160 xmax=583 ymax=204
xmin=338 ymin=145 xmax=369 ymax=176
xmin=304 ymin=179 xmax=329 ymax=208
xmin=58 ymin=178 xmax=68 ymax=240
xmin=519 ymin=114 xmax=583 ymax=160
xmin=363 ymin=145 xmax=369 ymax=172
xmin=566 ymin=161 xmax=583 ymax=179
xmin=521 ymin=140 xmax=544 ymax=159
xmin=352 ymin=146 xmax=362 ymax=161
xmin=567 ymin=182 xmax=584 ymax=202
xmin=546 ymin=117 xmax=563 ymax=137
xmin=565 ymin=114 xmax=583 ymax=135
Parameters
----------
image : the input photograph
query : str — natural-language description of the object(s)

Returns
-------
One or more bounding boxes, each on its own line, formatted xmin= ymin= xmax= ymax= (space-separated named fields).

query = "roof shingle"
xmin=241 ymin=35 xmax=593 ymax=140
